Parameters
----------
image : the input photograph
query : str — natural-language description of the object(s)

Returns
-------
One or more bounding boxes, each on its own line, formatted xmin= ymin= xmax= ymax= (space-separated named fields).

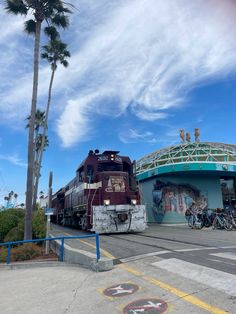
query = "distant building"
xmin=136 ymin=142 xmax=236 ymax=224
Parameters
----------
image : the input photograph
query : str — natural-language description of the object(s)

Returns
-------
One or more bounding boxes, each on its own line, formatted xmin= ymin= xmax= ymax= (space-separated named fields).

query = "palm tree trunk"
xmin=32 ymin=67 xmax=55 ymax=211
xmin=31 ymin=127 xmax=39 ymax=208
xmin=32 ymin=148 xmax=40 ymax=210
xmin=24 ymin=20 xmax=42 ymax=240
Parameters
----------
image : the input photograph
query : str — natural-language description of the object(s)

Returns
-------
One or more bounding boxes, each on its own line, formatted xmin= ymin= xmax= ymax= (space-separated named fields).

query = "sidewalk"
xmin=0 ymin=256 xmax=234 ymax=314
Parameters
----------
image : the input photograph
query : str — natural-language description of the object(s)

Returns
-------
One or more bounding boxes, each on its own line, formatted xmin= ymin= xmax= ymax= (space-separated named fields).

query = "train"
xmin=51 ymin=149 xmax=147 ymax=233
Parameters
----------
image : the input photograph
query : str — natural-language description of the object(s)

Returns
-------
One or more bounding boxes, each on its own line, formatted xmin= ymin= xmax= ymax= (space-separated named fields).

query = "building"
xmin=136 ymin=141 xmax=236 ymax=224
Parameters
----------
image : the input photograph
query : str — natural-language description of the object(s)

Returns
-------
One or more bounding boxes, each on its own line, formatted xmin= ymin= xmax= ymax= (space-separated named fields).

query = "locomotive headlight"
xmin=104 ymin=199 xmax=110 ymax=206
xmin=131 ymin=199 xmax=137 ymax=205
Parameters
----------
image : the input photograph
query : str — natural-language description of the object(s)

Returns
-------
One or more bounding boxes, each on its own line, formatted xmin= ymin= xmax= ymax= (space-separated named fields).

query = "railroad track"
xmin=105 ymin=233 xmax=236 ymax=270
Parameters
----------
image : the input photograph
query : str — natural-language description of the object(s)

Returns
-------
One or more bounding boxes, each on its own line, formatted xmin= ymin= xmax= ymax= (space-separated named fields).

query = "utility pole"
xmin=45 ymin=171 xmax=53 ymax=255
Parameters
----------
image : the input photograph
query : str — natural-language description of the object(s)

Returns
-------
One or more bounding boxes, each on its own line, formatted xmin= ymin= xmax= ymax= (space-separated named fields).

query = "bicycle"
xmin=225 ymin=212 xmax=236 ymax=230
xmin=212 ymin=211 xmax=232 ymax=231
xmin=185 ymin=208 xmax=203 ymax=229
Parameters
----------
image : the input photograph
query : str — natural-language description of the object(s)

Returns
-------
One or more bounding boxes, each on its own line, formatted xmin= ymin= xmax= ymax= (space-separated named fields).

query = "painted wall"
xmin=140 ymin=173 xmax=223 ymax=224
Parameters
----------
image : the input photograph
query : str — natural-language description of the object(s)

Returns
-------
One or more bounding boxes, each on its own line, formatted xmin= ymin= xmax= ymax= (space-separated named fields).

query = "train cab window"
xmin=76 ymin=165 xmax=84 ymax=182
xmin=77 ymin=171 xmax=84 ymax=182
xmin=87 ymin=165 xmax=94 ymax=183
xmin=97 ymin=163 xmax=122 ymax=172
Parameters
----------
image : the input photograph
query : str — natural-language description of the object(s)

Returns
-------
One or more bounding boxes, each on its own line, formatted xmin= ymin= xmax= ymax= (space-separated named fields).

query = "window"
xmin=87 ymin=165 xmax=94 ymax=183
xmin=97 ymin=163 xmax=122 ymax=172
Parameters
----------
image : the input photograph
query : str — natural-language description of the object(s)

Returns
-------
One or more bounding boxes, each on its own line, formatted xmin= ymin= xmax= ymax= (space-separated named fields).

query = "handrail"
xmin=0 ymin=234 xmax=100 ymax=265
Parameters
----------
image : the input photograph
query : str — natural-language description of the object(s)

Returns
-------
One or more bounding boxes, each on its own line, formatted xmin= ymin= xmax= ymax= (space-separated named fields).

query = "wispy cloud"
xmin=54 ymin=0 xmax=236 ymax=146
xmin=1 ymin=0 xmax=236 ymax=147
xmin=119 ymin=128 xmax=157 ymax=144
xmin=0 ymin=154 xmax=27 ymax=168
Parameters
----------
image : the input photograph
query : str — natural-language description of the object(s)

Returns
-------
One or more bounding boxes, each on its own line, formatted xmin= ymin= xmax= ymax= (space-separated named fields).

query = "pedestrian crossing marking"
xmin=152 ymin=258 xmax=236 ymax=296
xmin=210 ymin=252 xmax=236 ymax=261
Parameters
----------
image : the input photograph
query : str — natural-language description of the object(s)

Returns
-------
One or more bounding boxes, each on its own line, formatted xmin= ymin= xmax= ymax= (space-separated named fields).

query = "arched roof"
xmin=136 ymin=142 xmax=236 ymax=179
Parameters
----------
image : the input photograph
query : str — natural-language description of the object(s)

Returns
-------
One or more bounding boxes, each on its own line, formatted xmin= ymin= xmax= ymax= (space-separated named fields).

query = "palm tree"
xmin=14 ymin=193 xmax=18 ymax=207
xmin=26 ymin=109 xmax=46 ymax=135
xmin=35 ymin=134 xmax=49 ymax=153
xmin=26 ymin=109 xmax=46 ymax=199
xmin=9 ymin=191 xmax=14 ymax=207
xmin=5 ymin=0 xmax=72 ymax=240
xmin=32 ymin=39 xmax=70 ymax=211
xmin=32 ymin=133 xmax=49 ymax=210
xmin=4 ymin=196 xmax=9 ymax=208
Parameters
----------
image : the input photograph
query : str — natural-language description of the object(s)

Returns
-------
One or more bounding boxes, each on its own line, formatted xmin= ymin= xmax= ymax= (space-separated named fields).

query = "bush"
xmin=0 ymin=248 xmax=7 ymax=263
xmin=4 ymin=220 xmax=24 ymax=243
xmin=11 ymin=243 xmax=42 ymax=262
xmin=32 ymin=209 xmax=46 ymax=239
xmin=0 ymin=209 xmax=24 ymax=242
xmin=0 ymin=208 xmax=46 ymax=244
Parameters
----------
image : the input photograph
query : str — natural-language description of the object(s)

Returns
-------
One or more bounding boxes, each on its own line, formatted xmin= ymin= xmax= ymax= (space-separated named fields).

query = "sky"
xmin=0 ymin=0 xmax=236 ymax=206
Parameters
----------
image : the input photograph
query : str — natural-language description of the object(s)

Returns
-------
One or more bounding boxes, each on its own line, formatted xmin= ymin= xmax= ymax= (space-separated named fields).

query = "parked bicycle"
xmin=185 ymin=205 xmax=214 ymax=229
xmin=197 ymin=208 xmax=214 ymax=228
xmin=212 ymin=208 xmax=232 ymax=231
xmin=224 ymin=212 xmax=236 ymax=230
xmin=185 ymin=206 xmax=203 ymax=229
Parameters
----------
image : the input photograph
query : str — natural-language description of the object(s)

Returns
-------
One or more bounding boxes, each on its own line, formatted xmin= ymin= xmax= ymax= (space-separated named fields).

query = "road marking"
xmin=120 ymin=251 xmax=170 ymax=263
xmin=79 ymin=239 xmax=115 ymax=259
xmin=142 ymin=276 xmax=227 ymax=314
xmin=174 ymin=247 xmax=217 ymax=252
xmin=152 ymin=258 xmax=236 ymax=296
xmin=210 ymin=252 xmax=236 ymax=261
xmin=80 ymin=240 xmax=227 ymax=313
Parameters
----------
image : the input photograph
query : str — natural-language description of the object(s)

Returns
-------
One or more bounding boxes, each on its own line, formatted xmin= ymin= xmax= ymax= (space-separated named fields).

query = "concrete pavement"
xmin=0 ymin=255 xmax=235 ymax=314
xmin=1 ymin=224 xmax=236 ymax=313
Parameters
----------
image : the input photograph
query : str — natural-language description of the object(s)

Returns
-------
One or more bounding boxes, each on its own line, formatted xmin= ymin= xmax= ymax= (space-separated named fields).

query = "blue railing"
xmin=0 ymin=234 xmax=100 ymax=265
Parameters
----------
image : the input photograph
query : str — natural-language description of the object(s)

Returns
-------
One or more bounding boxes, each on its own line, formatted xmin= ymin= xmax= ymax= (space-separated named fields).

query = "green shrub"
xmin=4 ymin=220 xmax=24 ymax=243
xmin=11 ymin=243 xmax=42 ymax=262
xmin=0 ymin=208 xmax=46 ymax=244
xmin=0 ymin=209 xmax=24 ymax=242
xmin=32 ymin=209 xmax=46 ymax=239
xmin=0 ymin=248 xmax=7 ymax=263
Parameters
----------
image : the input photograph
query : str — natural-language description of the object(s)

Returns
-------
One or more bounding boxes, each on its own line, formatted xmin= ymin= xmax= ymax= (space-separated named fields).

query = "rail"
xmin=0 ymin=234 xmax=100 ymax=265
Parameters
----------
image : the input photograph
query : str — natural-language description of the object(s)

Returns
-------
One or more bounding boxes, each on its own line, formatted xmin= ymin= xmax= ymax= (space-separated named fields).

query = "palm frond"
xmin=44 ymin=25 xmax=59 ymax=40
xmin=63 ymin=50 xmax=70 ymax=58
xmin=53 ymin=1 xmax=73 ymax=14
xmin=5 ymin=0 xmax=28 ymax=15
xmin=41 ymin=38 xmax=70 ymax=69
xmin=41 ymin=52 xmax=48 ymax=59
xmin=61 ymin=60 xmax=69 ymax=67
xmin=35 ymin=134 xmax=49 ymax=152
xmin=51 ymin=14 xmax=69 ymax=28
xmin=24 ymin=19 xmax=36 ymax=34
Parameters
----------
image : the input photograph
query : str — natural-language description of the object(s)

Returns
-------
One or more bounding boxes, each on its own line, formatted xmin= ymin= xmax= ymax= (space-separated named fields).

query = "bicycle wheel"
xmin=212 ymin=217 xmax=217 ymax=230
xmin=224 ymin=218 xmax=233 ymax=231
xmin=195 ymin=219 xmax=203 ymax=229
xmin=187 ymin=215 xmax=194 ymax=228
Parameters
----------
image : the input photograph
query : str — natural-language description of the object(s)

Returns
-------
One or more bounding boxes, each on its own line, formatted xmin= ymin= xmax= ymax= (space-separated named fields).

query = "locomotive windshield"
xmin=97 ymin=163 xmax=123 ymax=172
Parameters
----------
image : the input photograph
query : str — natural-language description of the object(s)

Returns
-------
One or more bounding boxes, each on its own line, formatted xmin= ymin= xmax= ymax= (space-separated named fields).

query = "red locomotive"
xmin=52 ymin=150 xmax=147 ymax=233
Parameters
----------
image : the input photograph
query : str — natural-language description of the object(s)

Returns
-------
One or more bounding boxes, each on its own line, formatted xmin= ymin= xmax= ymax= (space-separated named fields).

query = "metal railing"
xmin=0 ymin=234 xmax=100 ymax=265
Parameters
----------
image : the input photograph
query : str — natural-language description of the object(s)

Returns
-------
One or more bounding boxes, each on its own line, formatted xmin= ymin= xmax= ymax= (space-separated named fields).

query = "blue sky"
xmin=0 ymin=0 xmax=236 ymax=205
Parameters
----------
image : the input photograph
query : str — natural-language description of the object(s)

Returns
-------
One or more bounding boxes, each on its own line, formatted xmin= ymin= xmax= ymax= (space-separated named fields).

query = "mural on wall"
xmin=152 ymin=180 xmax=207 ymax=222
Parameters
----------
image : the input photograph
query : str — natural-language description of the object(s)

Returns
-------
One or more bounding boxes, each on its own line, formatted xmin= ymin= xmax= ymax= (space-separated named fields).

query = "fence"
xmin=0 ymin=234 xmax=100 ymax=265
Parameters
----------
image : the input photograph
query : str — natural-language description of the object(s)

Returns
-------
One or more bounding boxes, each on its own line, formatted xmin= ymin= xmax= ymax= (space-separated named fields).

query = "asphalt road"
xmin=1 ymin=223 xmax=236 ymax=313
xmin=50 ymin=223 xmax=236 ymax=275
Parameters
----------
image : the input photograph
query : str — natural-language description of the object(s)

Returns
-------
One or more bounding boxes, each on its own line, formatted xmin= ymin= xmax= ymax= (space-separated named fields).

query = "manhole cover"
xmin=103 ymin=283 xmax=139 ymax=297
xmin=123 ymin=298 xmax=168 ymax=314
